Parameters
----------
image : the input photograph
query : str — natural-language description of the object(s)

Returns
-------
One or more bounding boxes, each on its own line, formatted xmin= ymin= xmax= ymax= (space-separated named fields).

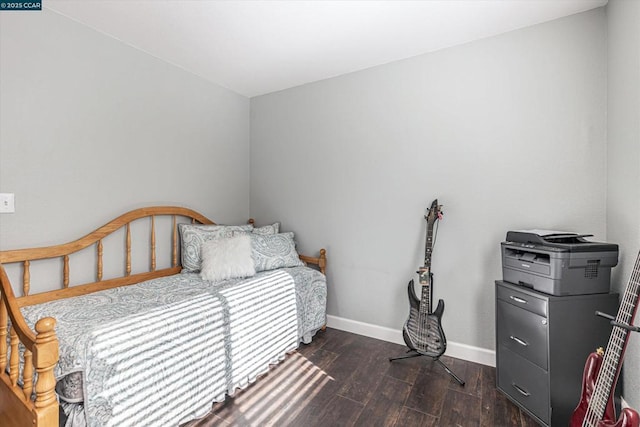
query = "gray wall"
xmin=250 ymin=9 xmax=607 ymax=351
xmin=607 ymin=0 xmax=640 ymax=410
xmin=3 ymin=1 xmax=637 ymax=409
xmin=0 ymin=10 xmax=250 ymax=293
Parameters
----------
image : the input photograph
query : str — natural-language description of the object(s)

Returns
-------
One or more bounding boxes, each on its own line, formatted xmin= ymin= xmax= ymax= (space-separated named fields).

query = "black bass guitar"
xmin=402 ymin=199 xmax=446 ymax=358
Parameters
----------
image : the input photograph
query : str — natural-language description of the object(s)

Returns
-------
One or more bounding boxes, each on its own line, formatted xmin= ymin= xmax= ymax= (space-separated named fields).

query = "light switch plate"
xmin=0 ymin=193 xmax=15 ymax=213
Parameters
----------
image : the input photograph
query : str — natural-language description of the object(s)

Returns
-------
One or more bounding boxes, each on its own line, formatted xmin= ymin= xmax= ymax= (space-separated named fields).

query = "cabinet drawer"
xmin=497 ymin=299 xmax=548 ymax=369
xmin=498 ymin=346 xmax=550 ymax=424
xmin=496 ymin=282 xmax=547 ymax=317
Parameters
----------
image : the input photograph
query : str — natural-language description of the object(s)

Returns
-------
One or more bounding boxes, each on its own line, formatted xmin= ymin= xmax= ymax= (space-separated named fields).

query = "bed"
xmin=0 ymin=206 xmax=327 ymax=427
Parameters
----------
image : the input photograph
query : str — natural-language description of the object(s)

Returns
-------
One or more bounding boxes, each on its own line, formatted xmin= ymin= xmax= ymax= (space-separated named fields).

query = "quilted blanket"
xmin=18 ymin=270 xmax=299 ymax=427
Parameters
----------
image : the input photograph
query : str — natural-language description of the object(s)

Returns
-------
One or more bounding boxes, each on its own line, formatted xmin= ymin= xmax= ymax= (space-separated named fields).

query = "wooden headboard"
xmin=0 ymin=205 xmax=326 ymax=306
xmin=0 ymin=206 xmax=215 ymax=308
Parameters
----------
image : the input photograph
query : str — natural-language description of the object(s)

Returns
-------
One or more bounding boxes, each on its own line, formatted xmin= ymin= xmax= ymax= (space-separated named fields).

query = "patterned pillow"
xmin=179 ymin=223 xmax=254 ymax=272
xmin=252 ymin=222 xmax=280 ymax=235
xmin=251 ymin=232 xmax=305 ymax=272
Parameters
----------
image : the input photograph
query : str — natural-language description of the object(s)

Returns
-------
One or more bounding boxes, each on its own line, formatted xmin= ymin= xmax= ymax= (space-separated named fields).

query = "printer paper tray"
xmin=504 ymin=256 xmax=550 ymax=276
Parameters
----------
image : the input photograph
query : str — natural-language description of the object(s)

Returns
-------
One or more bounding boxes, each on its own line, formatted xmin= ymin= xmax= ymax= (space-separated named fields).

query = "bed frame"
xmin=0 ymin=206 xmax=326 ymax=427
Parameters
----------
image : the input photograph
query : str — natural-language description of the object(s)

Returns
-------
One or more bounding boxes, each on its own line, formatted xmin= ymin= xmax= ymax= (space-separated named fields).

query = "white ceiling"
xmin=46 ymin=0 xmax=608 ymax=98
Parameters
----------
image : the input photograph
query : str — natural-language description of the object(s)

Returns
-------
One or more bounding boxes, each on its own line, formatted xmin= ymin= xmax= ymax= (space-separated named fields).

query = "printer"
xmin=501 ymin=230 xmax=618 ymax=296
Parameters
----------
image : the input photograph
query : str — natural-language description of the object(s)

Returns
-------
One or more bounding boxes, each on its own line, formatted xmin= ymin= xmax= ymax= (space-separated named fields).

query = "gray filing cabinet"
xmin=495 ymin=280 xmax=618 ymax=426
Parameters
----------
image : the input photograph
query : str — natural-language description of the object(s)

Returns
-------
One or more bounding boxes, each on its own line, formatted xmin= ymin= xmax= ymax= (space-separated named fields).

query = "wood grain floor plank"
xmin=489 ymin=385 xmax=522 ymax=427
xmin=299 ymin=347 xmax=340 ymax=371
xmin=312 ymin=395 xmax=365 ymax=427
xmin=338 ymin=339 xmax=391 ymax=404
xmin=479 ymin=364 xmax=500 ymax=427
xmin=404 ymin=368 xmax=450 ymax=417
xmin=446 ymin=355 xmax=482 ymax=395
xmin=317 ymin=328 xmax=369 ymax=354
xmin=393 ymin=407 xmax=438 ymax=427
xmin=519 ymin=409 xmax=542 ymax=427
xmin=439 ymin=388 xmax=482 ymax=427
xmin=184 ymin=413 xmax=229 ymax=427
xmin=353 ymin=375 xmax=412 ymax=427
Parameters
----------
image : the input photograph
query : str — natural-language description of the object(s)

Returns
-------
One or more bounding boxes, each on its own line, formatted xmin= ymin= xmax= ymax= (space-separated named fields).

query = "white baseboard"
xmin=326 ymin=314 xmax=496 ymax=367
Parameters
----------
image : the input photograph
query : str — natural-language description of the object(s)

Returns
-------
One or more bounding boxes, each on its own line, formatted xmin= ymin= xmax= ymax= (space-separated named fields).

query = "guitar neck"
xmin=588 ymin=253 xmax=640 ymax=420
xmin=418 ymin=200 xmax=441 ymax=316
xmin=424 ymin=223 xmax=434 ymax=269
xmin=419 ymin=221 xmax=435 ymax=315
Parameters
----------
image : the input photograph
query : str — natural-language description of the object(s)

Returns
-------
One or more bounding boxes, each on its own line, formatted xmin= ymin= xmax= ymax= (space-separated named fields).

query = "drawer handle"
xmin=512 ymin=383 xmax=531 ymax=397
xmin=509 ymin=336 xmax=528 ymax=347
xmin=510 ymin=295 xmax=527 ymax=304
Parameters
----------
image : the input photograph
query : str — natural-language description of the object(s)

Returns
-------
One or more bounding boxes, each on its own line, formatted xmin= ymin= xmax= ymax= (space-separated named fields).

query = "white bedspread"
xmin=85 ymin=293 xmax=227 ymax=426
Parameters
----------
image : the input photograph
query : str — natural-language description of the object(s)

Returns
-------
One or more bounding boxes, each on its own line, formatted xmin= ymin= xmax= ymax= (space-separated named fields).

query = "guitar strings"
xmin=419 ymin=218 xmax=429 ymax=353
xmin=587 ymin=260 xmax=639 ymax=426
xmin=416 ymin=220 xmax=430 ymax=353
xmin=583 ymin=253 xmax=640 ymax=427
xmin=584 ymin=267 xmax=628 ymax=426
xmin=412 ymin=206 xmax=445 ymax=356
xmin=428 ymin=219 xmax=439 ymax=353
xmin=421 ymin=217 xmax=440 ymax=354
xmin=430 ymin=220 xmax=439 ymax=345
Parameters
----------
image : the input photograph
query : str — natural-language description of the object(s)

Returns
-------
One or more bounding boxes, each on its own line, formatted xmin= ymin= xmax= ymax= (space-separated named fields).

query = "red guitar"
xmin=570 ymin=250 xmax=640 ymax=427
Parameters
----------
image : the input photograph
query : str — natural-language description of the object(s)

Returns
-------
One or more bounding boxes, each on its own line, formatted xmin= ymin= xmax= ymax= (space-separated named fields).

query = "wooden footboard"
xmin=300 ymin=249 xmax=327 ymax=275
xmin=0 ymin=206 xmax=326 ymax=426
xmin=1 ymin=266 xmax=59 ymax=427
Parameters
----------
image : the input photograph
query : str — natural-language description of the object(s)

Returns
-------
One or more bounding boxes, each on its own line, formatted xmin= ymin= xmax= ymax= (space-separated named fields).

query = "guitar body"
xmin=570 ymin=352 xmax=640 ymax=427
xmin=402 ymin=279 xmax=446 ymax=358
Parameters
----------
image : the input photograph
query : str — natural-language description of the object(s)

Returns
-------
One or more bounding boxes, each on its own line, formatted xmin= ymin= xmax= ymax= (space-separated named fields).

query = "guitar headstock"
xmin=425 ymin=199 xmax=443 ymax=225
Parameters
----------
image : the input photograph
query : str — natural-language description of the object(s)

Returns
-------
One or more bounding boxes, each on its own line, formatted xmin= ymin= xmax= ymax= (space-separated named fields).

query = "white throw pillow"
xmin=200 ymin=235 xmax=256 ymax=282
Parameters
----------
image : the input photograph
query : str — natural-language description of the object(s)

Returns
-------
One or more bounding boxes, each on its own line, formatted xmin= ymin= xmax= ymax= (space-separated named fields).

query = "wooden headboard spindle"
xmin=97 ymin=241 xmax=103 ymax=282
xmin=63 ymin=255 xmax=70 ymax=288
xmin=125 ymin=223 xmax=132 ymax=276
xmin=23 ymin=260 xmax=30 ymax=297
xmin=9 ymin=328 xmax=18 ymax=385
xmin=172 ymin=215 xmax=178 ymax=268
xmin=151 ymin=216 xmax=156 ymax=272
xmin=0 ymin=303 xmax=6 ymax=373
xmin=22 ymin=348 xmax=33 ymax=399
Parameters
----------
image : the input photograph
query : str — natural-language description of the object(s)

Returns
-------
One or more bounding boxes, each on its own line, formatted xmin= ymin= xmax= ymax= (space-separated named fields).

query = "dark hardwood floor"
xmin=184 ymin=328 xmax=539 ymax=427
